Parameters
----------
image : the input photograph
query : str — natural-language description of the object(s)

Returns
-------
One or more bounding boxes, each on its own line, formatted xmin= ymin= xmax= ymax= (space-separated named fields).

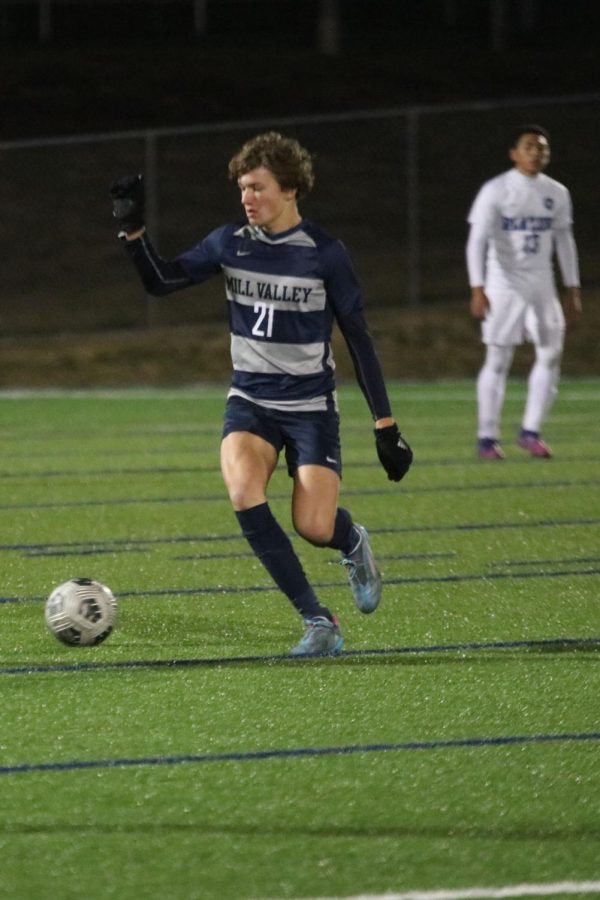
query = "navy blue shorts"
xmin=222 ymin=395 xmax=342 ymax=477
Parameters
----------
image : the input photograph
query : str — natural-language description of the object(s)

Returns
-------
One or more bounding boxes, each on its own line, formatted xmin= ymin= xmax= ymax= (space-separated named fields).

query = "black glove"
xmin=375 ymin=424 xmax=413 ymax=482
xmin=110 ymin=174 xmax=145 ymax=235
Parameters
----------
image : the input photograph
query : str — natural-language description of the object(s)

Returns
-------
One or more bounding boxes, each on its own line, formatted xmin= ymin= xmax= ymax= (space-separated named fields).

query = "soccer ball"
xmin=45 ymin=578 xmax=117 ymax=646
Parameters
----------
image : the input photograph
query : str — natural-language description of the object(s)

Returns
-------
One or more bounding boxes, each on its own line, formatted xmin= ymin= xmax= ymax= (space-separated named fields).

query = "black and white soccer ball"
xmin=45 ymin=578 xmax=117 ymax=646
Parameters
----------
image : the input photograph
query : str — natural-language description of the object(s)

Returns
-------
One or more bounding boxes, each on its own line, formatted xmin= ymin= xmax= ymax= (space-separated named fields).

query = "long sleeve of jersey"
xmin=554 ymin=227 xmax=580 ymax=287
xmin=123 ymin=233 xmax=194 ymax=295
xmin=465 ymin=180 xmax=495 ymax=287
xmin=321 ymin=239 xmax=392 ymax=421
xmin=465 ymin=221 xmax=489 ymax=287
xmin=337 ymin=310 xmax=392 ymax=420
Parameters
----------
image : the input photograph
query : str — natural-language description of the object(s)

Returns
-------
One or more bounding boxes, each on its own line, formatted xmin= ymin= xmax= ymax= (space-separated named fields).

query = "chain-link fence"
xmin=1 ymin=92 xmax=598 ymax=336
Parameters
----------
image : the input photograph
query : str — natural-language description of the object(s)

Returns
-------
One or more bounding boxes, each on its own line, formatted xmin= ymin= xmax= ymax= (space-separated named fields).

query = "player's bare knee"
xmin=293 ymin=515 xmax=334 ymax=547
xmin=225 ymin=481 xmax=263 ymax=511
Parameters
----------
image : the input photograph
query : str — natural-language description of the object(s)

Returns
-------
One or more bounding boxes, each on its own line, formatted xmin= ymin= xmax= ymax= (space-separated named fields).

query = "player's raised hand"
xmin=374 ymin=424 xmax=413 ymax=482
xmin=110 ymin=174 xmax=145 ymax=236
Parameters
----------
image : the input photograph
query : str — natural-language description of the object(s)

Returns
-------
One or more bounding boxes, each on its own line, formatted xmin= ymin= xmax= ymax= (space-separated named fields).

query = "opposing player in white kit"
xmin=466 ymin=124 xmax=581 ymax=459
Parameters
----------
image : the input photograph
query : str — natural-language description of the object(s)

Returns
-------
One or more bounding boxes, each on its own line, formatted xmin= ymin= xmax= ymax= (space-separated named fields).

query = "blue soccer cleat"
xmin=341 ymin=524 xmax=382 ymax=614
xmin=289 ymin=615 xmax=344 ymax=657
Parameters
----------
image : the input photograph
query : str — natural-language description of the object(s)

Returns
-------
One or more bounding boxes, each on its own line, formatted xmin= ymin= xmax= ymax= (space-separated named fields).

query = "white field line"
xmin=298 ymin=881 xmax=600 ymax=900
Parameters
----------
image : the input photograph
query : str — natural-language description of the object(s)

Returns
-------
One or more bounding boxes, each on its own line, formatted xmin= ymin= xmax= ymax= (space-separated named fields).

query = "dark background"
xmin=2 ymin=0 xmax=600 ymax=140
xmin=1 ymin=0 xmax=598 ymax=385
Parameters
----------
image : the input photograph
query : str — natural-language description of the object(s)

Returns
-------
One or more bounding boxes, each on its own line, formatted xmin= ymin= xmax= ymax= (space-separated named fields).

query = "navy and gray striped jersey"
xmin=125 ymin=220 xmax=392 ymax=419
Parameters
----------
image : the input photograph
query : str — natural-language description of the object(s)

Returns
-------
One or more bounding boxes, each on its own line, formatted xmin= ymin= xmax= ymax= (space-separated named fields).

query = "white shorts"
xmin=481 ymin=287 xmax=565 ymax=348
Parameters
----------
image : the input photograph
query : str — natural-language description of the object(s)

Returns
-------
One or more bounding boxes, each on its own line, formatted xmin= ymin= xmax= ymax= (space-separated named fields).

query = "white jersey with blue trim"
xmin=466 ymin=168 xmax=576 ymax=293
xmin=175 ymin=220 xmax=364 ymax=412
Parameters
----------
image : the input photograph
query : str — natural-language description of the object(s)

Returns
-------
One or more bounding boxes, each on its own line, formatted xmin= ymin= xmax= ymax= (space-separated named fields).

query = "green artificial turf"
xmin=0 ymin=380 xmax=599 ymax=899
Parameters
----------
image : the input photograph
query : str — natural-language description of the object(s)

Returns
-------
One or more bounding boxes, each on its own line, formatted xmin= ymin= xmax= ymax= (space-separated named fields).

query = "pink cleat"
xmin=517 ymin=430 xmax=553 ymax=458
xmin=478 ymin=438 xmax=505 ymax=460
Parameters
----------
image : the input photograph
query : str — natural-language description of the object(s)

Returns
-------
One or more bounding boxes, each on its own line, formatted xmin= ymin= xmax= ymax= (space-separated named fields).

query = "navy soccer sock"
xmin=235 ymin=503 xmax=333 ymax=621
xmin=327 ymin=507 xmax=359 ymax=557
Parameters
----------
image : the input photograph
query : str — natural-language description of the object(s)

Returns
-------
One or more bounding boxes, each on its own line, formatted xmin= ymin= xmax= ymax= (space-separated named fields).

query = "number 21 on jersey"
xmin=252 ymin=302 xmax=274 ymax=338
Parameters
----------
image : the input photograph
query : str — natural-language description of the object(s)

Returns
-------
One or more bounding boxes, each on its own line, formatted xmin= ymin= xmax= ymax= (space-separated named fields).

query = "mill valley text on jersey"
xmin=223 ymin=271 xmax=318 ymax=305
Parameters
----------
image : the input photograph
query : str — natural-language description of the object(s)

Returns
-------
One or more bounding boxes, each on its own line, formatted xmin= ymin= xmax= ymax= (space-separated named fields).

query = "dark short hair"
xmin=228 ymin=131 xmax=315 ymax=197
xmin=510 ymin=124 xmax=551 ymax=147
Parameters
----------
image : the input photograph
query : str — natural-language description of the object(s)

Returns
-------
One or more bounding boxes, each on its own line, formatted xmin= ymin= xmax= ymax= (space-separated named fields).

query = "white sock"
xmin=522 ymin=345 xmax=562 ymax=434
xmin=477 ymin=344 xmax=514 ymax=440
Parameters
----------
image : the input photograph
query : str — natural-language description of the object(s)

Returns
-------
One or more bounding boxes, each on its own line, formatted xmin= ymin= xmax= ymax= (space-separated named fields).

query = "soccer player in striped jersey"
xmin=466 ymin=124 xmax=581 ymax=460
xmin=111 ymin=131 xmax=412 ymax=656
